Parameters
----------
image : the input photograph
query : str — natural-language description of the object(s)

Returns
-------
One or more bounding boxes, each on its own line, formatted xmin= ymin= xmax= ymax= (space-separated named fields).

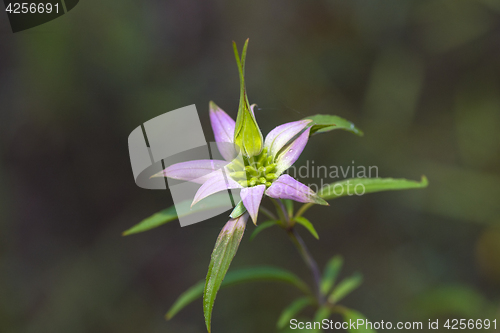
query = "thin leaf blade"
xmin=319 ymin=176 xmax=428 ymax=201
xmin=277 ymin=297 xmax=314 ymax=329
xmin=249 ymin=220 xmax=278 ymax=241
xmin=310 ymin=306 xmax=332 ymax=333
xmin=203 ymin=215 xmax=248 ymax=332
xmin=166 ymin=266 xmax=312 ymax=320
xmin=304 ymin=114 xmax=363 ymax=136
xmin=122 ymin=193 xmax=230 ymax=236
xmin=340 ymin=308 xmax=377 ymax=333
xmin=320 ymin=255 xmax=343 ymax=295
xmin=122 ymin=205 xmax=177 ymax=236
xmin=294 ymin=216 xmax=319 ymax=240
xmin=328 ymin=273 xmax=363 ymax=304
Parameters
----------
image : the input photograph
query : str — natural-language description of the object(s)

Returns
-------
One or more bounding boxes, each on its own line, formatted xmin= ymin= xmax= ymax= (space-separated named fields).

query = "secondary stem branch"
xmin=287 ymin=228 xmax=323 ymax=304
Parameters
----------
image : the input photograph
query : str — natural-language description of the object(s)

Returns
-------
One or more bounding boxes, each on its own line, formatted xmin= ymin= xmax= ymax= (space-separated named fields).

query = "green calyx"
xmin=233 ymin=39 xmax=263 ymax=158
xmin=227 ymin=148 xmax=277 ymax=188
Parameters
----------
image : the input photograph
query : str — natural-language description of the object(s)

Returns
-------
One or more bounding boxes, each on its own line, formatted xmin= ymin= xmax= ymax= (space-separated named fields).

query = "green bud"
xmin=256 ymin=148 xmax=268 ymax=168
xmin=244 ymin=165 xmax=258 ymax=176
xmin=233 ymin=40 xmax=263 ymax=158
xmin=265 ymin=164 xmax=276 ymax=173
xmin=265 ymin=173 xmax=278 ymax=181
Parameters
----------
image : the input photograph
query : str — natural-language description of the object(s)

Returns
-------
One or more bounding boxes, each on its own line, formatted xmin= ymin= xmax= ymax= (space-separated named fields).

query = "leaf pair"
xmin=276 ymin=297 xmax=373 ymax=333
xmin=249 ymin=216 xmax=319 ymax=242
xmin=122 ymin=177 xmax=428 ymax=237
xmin=167 ymin=266 xmax=312 ymax=320
xmin=320 ymin=255 xmax=363 ymax=303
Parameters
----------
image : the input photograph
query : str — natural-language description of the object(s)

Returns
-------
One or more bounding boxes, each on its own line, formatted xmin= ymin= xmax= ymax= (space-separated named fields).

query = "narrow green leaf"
xmin=319 ymin=176 xmax=428 ymax=201
xmin=166 ymin=282 xmax=205 ymax=321
xmin=277 ymin=297 xmax=314 ymax=329
xmin=230 ymin=200 xmax=246 ymax=219
xmin=203 ymin=215 xmax=247 ymax=332
xmin=294 ymin=216 xmax=319 ymax=240
xmin=122 ymin=205 xmax=177 ymax=236
xmin=122 ymin=193 xmax=230 ymax=236
xmin=328 ymin=273 xmax=363 ymax=304
xmin=339 ymin=308 xmax=377 ymax=333
xmin=249 ymin=220 xmax=278 ymax=241
xmin=320 ymin=255 xmax=344 ymax=295
xmin=304 ymin=114 xmax=364 ymax=136
xmin=310 ymin=306 xmax=332 ymax=333
xmin=314 ymin=306 xmax=331 ymax=322
xmin=166 ymin=266 xmax=312 ymax=320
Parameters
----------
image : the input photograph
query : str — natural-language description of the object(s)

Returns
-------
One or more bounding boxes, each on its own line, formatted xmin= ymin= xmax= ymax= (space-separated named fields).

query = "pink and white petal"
xmin=264 ymin=120 xmax=312 ymax=158
xmin=191 ymin=168 xmax=242 ymax=206
xmin=275 ymin=127 xmax=311 ymax=175
xmin=210 ymin=101 xmax=237 ymax=161
xmin=240 ymin=185 xmax=266 ymax=225
xmin=265 ymin=174 xmax=328 ymax=205
xmin=151 ymin=159 xmax=228 ymax=184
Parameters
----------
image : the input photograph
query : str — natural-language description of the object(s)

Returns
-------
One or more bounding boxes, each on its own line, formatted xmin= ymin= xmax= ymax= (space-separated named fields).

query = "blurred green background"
xmin=1 ymin=0 xmax=500 ymax=332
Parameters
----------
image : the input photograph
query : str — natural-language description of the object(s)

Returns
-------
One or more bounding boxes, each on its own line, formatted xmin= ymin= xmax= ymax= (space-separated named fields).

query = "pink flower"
xmin=153 ymin=102 xmax=327 ymax=225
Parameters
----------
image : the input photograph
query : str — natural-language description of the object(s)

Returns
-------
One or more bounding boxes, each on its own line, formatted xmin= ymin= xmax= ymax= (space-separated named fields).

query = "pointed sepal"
xmin=232 ymin=39 xmax=263 ymax=158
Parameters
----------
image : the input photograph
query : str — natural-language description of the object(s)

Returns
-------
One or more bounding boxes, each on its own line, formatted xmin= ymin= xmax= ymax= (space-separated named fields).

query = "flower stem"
xmin=287 ymin=227 xmax=324 ymax=304
xmin=270 ymin=198 xmax=288 ymax=224
xmin=270 ymin=199 xmax=323 ymax=303
xmin=294 ymin=202 xmax=313 ymax=219
xmin=259 ymin=206 xmax=277 ymax=221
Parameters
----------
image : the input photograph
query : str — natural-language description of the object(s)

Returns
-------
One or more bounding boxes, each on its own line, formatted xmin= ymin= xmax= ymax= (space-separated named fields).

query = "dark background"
xmin=1 ymin=0 xmax=500 ymax=332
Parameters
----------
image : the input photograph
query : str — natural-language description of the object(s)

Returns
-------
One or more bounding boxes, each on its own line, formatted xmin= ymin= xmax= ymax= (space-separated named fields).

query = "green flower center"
xmin=226 ymin=148 xmax=277 ymax=188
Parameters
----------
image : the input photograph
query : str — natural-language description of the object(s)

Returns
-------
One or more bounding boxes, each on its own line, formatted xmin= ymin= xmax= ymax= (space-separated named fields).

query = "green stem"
xmin=287 ymin=228 xmax=323 ymax=304
xmin=295 ymin=202 xmax=313 ymax=219
xmin=259 ymin=206 xmax=277 ymax=221
xmin=276 ymin=199 xmax=290 ymax=224
xmin=270 ymin=198 xmax=287 ymax=224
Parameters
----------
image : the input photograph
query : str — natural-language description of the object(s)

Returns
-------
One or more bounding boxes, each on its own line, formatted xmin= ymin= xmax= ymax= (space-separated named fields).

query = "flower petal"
xmin=210 ymin=101 xmax=237 ymax=161
xmin=191 ymin=168 xmax=242 ymax=206
xmin=265 ymin=174 xmax=328 ymax=205
xmin=275 ymin=126 xmax=311 ymax=175
xmin=240 ymin=185 xmax=266 ymax=225
xmin=151 ymin=159 xmax=228 ymax=184
xmin=264 ymin=120 xmax=312 ymax=158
